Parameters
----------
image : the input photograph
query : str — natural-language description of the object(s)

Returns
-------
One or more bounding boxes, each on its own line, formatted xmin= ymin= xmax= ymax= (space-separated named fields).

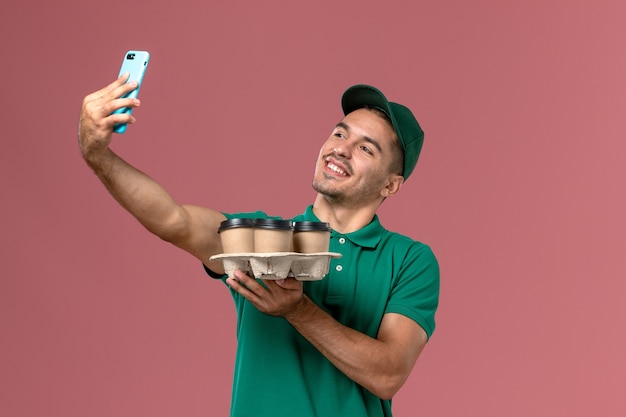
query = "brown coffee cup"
xmin=254 ymin=219 xmax=294 ymax=253
xmin=293 ymin=221 xmax=331 ymax=253
xmin=218 ymin=218 xmax=255 ymax=253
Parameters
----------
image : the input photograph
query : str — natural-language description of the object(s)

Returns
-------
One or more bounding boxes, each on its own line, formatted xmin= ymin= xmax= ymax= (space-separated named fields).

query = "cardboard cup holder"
xmin=209 ymin=252 xmax=342 ymax=281
xmin=216 ymin=219 xmax=337 ymax=280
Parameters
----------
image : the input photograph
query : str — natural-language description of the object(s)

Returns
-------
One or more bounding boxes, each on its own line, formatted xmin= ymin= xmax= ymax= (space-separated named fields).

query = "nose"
xmin=333 ymin=144 xmax=352 ymax=158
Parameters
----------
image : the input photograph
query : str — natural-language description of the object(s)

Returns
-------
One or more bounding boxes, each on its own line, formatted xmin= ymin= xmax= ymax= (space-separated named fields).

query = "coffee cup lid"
xmin=254 ymin=219 xmax=294 ymax=231
xmin=218 ymin=218 xmax=256 ymax=232
xmin=294 ymin=221 xmax=331 ymax=232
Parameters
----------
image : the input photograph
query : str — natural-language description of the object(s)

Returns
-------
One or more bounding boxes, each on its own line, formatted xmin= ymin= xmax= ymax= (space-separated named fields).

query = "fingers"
xmin=226 ymin=271 xmax=304 ymax=317
xmin=80 ymin=94 xmax=140 ymax=135
xmin=80 ymin=77 xmax=141 ymax=131
xmin=108 ymin=96 xmax=141 ymax=118
xmin=227 ymin=271 xmax=264 ymax=302
xmin=84 ymin=73 xmax=131 ymax=103
xmin=228 ymin=271 xmax=299 ymax=292
xmin=79 ymin=76 xmax=142 ymax=161
xmin=82 ymin=74 xmax=139 ymax=117
xmin=228 ymin=270 xmax=262 ymax=292
xmin=269 ymin=277 xmax=301 ymax=290
xmin=107 ymin=110 xmax=137 ymax=128
xmin=226 ymin=271 xmax=302 ymax=301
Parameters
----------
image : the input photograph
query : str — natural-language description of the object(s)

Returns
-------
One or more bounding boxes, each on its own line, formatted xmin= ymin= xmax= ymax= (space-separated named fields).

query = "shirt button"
xmin=338 ymin=238 xmax=346 ymax=244
xmin=335 ymin=265 xmax=343 ymax=272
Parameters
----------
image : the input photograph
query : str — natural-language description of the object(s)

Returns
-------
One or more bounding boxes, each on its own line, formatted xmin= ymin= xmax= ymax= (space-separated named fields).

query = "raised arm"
xmin=78 ymin=75 xmax=226 ymax=271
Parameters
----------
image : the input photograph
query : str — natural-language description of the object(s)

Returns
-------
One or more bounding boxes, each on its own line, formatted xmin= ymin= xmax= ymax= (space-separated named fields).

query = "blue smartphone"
xmin=112 ymin=50 xmax=150 ymax=134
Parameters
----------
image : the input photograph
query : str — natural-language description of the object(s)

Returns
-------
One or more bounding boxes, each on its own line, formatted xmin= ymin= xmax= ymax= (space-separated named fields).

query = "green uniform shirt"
xmin=206 ymin=205 xmax=440 ymax=417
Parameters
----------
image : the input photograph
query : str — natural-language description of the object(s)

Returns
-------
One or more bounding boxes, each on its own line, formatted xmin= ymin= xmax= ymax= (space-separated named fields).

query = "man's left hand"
xmin=226 ymin=270 xmax=304 ymax=317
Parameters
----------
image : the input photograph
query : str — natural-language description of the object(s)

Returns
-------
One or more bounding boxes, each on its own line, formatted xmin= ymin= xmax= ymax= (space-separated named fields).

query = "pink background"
xmin=2 ymin=1 xmax=625 ymax=416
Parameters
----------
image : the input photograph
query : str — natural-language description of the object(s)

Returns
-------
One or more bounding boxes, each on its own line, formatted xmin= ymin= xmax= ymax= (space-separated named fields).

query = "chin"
xmin=312 ymin=179 xmax=342 ymax=200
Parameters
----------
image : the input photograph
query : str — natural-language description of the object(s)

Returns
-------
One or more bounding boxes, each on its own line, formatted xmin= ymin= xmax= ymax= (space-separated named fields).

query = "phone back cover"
xmin=113 ymin=50 xmax=150 ymax=134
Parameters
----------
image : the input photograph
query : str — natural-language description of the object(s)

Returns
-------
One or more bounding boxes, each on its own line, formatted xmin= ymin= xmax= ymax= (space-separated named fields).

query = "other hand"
xmin=226 ymin=270 xmax=304 ymax=317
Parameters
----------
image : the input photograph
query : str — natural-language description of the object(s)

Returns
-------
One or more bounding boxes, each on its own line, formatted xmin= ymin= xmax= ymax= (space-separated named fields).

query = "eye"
xmin=361 ymin=145 xmax=373 ymax=155
xmin=333 ymin=131 xmax=346 ymax=139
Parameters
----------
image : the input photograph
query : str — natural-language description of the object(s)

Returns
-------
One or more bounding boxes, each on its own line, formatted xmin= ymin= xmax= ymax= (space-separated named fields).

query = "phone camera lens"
xmin=127 ymin=53 xmax=135 ymax=60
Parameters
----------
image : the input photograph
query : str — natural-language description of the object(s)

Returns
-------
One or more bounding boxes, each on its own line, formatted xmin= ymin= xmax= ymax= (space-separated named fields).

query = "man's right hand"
xmin=78 ymin=73 xmax=140 ymax=164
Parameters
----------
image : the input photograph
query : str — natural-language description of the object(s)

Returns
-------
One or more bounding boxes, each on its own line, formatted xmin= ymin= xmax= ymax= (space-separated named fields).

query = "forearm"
xmin=86 ymin=148 xmax=185 ymax=241
xmin=284 ymin=296 xmax=420 ymax=400
xmin=226 ymin=273 xmax=427 ymax=399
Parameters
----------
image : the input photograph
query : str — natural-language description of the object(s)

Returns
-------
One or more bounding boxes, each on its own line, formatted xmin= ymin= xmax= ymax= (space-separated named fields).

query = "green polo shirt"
xmin=206 ymin=205 xmax=439 ymax=417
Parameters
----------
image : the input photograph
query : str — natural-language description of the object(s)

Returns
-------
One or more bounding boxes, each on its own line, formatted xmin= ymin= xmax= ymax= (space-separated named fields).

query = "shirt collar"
xmin=300 ymin=205 xmax=384 ymax=249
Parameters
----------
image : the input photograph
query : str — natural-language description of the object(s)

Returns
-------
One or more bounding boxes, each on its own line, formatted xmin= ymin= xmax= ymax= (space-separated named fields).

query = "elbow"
xmin=368 ymin=372 xmax=408 ymax=400
xmin=371 ymin=384 xmax=401 ymax=401
xmin=156 ymin=224 xmax=185 ymax=244
xmin=147 ymin=209 xmax=188 ymax=243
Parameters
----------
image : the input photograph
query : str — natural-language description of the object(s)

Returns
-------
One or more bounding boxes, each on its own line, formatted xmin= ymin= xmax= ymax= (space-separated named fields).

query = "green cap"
xmin=341 ymin=84 xmax=424 ymax=180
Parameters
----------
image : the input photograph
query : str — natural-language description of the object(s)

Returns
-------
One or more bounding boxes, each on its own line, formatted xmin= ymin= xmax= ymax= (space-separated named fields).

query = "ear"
xmin=380 ymin=174 xmax=404 ymax=198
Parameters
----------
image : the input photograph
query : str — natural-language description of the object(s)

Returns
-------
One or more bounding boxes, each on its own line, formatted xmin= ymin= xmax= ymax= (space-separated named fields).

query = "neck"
xmin=312 ymin=193 xmax=381 ymax=234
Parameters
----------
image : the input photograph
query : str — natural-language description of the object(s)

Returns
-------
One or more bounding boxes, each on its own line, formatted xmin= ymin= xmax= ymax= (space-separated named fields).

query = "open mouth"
xmin=325 ymin=157 xmax=350 ymax=177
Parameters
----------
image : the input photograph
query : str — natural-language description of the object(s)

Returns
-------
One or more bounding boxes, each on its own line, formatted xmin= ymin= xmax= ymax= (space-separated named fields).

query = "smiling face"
xmin=312 ymin=108 xmax=404 ymax=208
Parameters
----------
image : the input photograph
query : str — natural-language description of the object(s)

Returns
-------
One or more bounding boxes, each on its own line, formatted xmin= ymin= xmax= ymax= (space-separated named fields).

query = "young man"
xmin=79 ymin=77 xmax=439 ymax=417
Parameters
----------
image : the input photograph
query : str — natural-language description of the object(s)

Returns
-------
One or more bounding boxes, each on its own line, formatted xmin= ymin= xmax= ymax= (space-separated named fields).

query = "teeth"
xmin=327 ymin=162 xmax=347 ymax=176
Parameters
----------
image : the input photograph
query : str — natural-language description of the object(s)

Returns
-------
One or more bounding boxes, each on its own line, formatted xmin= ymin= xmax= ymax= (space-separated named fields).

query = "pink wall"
xmin=2 ymin=1 xmax=625 ymax=416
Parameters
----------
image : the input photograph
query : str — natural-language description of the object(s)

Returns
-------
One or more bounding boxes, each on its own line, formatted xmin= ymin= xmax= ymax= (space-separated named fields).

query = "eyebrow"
xmin=335 ymin=122 xmax=383 ymax=153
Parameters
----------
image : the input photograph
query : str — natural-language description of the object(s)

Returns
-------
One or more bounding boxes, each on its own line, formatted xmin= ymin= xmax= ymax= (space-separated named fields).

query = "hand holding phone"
xmin=112 ymin=50 xmax=150 ymax=134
